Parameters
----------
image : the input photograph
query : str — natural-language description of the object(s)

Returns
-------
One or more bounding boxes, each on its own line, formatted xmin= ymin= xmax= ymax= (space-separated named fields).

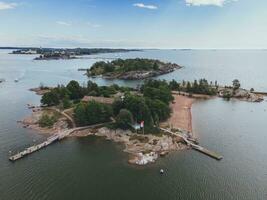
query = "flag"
xmin=140 ymin=121 xmax=144 ymax=128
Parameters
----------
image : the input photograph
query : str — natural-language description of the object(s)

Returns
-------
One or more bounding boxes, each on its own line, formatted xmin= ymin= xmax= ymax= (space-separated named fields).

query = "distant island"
xmin=87 ymin=58 xmax=181 ymax=80
xmin=8 ymin=47 xmax=139 ymax=60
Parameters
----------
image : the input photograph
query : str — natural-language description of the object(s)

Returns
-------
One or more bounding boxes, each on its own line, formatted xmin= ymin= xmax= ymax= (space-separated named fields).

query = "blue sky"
xmin=0 ymin=0 xmax=267 ymax=48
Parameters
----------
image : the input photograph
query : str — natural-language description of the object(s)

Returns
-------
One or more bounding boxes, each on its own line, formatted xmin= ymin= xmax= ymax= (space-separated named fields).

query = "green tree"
xmin=67 ymin=80 xmax=83 ymax=100
xmin=115 ymin=109 xmax=134 ymax=130
xmin=41 ymin=90 xmax=60 ymax=106
xmin=232 ymin=79 xmax=241 ymax=90
xmin=62 ymin=97 xmax=71 ymax=109
xmin=169 ymin=79 xmax=179 ymax=90
xmin=124 ymin=95 xmax=153 ymax=126
xmin=145 ymin=98 xmax=171 ymax=122
xmin=74 ymin=103 xmax=88 ymax=126
xmin=74 ymin=101 xmax=113 ymax=126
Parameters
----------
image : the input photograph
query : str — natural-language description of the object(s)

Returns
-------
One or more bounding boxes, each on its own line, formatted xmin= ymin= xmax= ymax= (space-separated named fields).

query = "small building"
xmin=81 ymin=96 xmax=115 ymax=105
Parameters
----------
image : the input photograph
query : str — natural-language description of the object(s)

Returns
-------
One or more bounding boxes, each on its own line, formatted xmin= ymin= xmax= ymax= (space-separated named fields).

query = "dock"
xmin=160 ymin=128 xmax=223 ymax=160
xmin=9 ymin=125 xmax=96 ymax=162
xmin=252 ymin=91 xmax=267 ymax=96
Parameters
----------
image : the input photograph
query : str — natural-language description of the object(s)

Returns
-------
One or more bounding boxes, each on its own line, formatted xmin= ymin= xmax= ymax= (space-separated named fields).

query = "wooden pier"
xmin=9 ymin=126 xmax=95 ymax=162
xmin=160 ymin=128 xmax=223 ymax=160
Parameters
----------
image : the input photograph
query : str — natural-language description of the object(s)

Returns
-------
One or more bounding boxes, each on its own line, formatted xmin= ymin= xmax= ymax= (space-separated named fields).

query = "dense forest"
xmin=87 ymin=58 xmax=169 ymax=76
xmin=40 ymin=79 xmax=173 ymax=133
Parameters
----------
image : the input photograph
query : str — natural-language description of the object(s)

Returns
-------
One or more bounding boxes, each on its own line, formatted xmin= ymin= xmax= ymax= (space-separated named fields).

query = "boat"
xmin=14 ymin=79 xmax=19 ymax=82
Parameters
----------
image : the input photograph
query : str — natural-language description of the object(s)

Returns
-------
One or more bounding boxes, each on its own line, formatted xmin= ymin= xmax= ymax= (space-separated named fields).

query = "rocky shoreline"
xmin=70 ymin=127 xmax=187 ymax=165
xmin=218 ymin=87 xmax=264 ymax=102
xmin=20 ymin=107 xmax=188 ymax=165
xmin=111 ymin=63 xmax=181 ymax=80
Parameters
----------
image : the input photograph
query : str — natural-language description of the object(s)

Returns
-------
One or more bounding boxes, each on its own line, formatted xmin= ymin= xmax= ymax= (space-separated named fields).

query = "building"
xmin=81 ymin=96 xmax=115 ymax=105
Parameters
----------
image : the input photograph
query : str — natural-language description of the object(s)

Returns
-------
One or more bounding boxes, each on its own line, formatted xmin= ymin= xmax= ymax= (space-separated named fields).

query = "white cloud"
xmin=87 ymin=22 xmax=102 ymax=28
xmin=185 ymin=0 xmax=238 ymax=7
xmin=133 ymin=3 xmax=158 ymax=10
xmin=56 ymin=21 xmax=71 ymax=26
xmin=0 ymin=1 xmax=17 ymax=10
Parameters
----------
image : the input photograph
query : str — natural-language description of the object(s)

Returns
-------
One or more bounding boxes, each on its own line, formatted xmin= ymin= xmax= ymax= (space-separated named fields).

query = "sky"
xmin=0 ymin=0 xmax=267 ymax=49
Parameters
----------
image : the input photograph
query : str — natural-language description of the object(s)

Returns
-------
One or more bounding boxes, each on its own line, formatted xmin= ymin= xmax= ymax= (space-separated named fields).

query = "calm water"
xmin=0 ymin=49 xmax=267 ymax=200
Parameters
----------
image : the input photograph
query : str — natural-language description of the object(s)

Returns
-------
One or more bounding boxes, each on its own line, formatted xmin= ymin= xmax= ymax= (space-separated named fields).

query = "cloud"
xmin=87 ymin=22 xmax=102 ymax=28
xmin=0 ymin=1 xmax=18 ymax=10
xmin=56 ymin=21 xmax=71 ymax=26
xmin=133 ymin=3 xmax=158 ymax=10
xmin=185 ymin=0 xmax=238 ymax=7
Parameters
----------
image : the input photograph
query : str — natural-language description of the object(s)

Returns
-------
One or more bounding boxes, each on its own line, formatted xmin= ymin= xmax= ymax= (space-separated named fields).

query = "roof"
xmin=81 ymin=96 xmax=115 ymax=105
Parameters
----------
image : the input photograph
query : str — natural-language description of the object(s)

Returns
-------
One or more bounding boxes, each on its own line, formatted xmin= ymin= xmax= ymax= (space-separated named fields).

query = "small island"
xmin=14 ymin=76 xmax=264 ymax=164
xmin=86 ymin=58 xmax=181 ymax=80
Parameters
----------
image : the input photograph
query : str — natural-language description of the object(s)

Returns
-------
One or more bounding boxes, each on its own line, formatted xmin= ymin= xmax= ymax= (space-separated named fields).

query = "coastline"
xmin=169 ymin=95 xmax=195 ymax=133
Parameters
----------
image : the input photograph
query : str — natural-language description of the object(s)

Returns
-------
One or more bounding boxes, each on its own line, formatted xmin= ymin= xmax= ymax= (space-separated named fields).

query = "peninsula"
xmin=87 ymin=58 xmax=181 ymax=80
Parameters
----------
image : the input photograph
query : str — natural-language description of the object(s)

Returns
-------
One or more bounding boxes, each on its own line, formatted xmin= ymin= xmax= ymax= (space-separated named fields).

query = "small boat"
xmin=14 ymin=79 xmax=19 ymax=82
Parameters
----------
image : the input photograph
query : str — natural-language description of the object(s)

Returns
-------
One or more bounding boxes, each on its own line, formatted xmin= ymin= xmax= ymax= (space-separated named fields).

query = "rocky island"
xmin=87 ymin=58 xmax=182 ymax=80
xmin=17 ymin=77 xmax=264 ymax=165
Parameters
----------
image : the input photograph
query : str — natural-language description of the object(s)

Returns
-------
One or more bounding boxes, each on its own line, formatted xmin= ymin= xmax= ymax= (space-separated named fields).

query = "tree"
xmin=142 ymin=80 xmax=173 ymax=104
xmin=74 ymin=103 xmax=88 ymax=126
xmin=62 ymin=97 xmax=71 ymax=109
xmin=145 ymin=98 xmax=171 ymax=122
xmin=124 ymin=95 xmax=153 ymax=126
xmin=186 ymin=82 xmax=192 ymax=93
xmin=112 ymin=99 xmax=125 ymax=116
xmin=41 ymin=90 xmax=60 ymax=106
xmin=67 ymin=80 xmax=83 ymax=100
xmin=74 ymin=101 xmax=113 ymax=126
xmin=232 ymin=79 xmax=241 ymax=90
xmin=115 ymin=109 xmax=134 ymax=130
xmin=87 ymin=80 xmax=99 ymax=93
xmin=169 ymin=79 xmax=179 ymax=90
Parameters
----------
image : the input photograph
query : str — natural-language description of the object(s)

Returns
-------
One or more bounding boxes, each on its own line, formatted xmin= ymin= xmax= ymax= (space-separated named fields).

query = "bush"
xmin=62 ymin=97 xmax=71 ymax=109
xmin=38 ymin=114 xmax=57 ymax=128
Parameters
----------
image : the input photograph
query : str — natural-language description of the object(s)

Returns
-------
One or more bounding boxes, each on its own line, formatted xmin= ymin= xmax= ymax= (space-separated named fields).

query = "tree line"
xmin=169 ymin=79 xmax=218 ymax=95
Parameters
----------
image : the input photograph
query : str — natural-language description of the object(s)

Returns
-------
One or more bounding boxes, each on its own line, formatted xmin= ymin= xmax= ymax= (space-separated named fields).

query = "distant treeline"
xmin=10 ymin=48 xmax=139 ymax=55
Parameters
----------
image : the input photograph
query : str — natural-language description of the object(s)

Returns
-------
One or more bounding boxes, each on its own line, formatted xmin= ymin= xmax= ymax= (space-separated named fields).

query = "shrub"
xmin=38 ymin=114 xmax=57 ymax=128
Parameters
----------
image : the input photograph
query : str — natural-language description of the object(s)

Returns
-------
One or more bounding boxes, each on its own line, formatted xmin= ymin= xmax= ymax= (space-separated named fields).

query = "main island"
xmin=11 ymin=58 xmax=264 ymax=165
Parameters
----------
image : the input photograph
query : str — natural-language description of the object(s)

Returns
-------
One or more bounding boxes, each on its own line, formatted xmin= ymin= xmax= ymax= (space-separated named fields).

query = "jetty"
xmin=160 ymin=128 xmax=223 ymax=160
xmin=9 ymin=126 xmax=95 ymax=162
xmin=252 ymin=91 xmax=267 ymax=96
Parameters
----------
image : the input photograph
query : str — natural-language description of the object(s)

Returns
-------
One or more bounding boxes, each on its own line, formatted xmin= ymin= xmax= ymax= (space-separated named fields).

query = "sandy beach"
xmin=168 ymin=95 xmax=195 ymax=133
